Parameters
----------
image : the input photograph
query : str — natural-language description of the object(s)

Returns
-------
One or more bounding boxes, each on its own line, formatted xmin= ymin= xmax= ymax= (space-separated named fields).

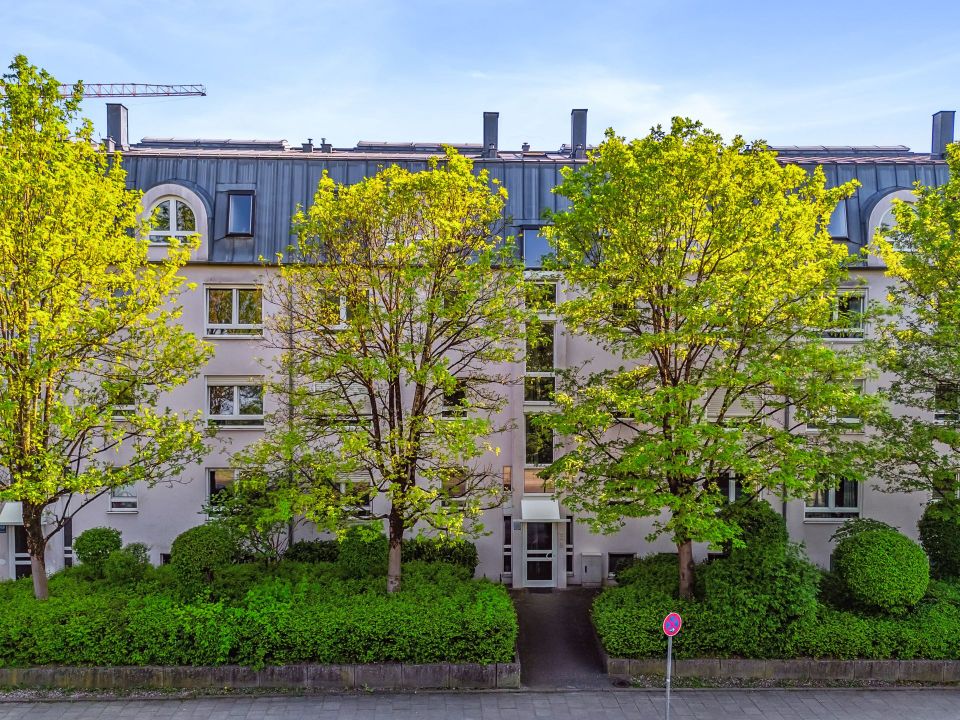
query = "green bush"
xmin=833 ymin=528 xmax=929 ymax=614
xmin=401 ymin=535 xmax=479 ymax=573
xmin=336 ymin=524 xmax=388 ymax=579
xmin=73 ymin=527 xmax=122 ymax=575
xmin=103 ymin=543 xmax=151 ymax=584
xmin=614 ymin=553 xmax=678 ymax=596
xmin=285 ymin=539 xmax=340 ymax=563
xmin=170 ymin=523 xmax=241 ymax=600
xmin=718 ymin=499 xmax=788 ymax=554
xmin=918 ymin=501 xmax=960 ymax=579
xmin=0 ymin=560 xmax=517 ymax=667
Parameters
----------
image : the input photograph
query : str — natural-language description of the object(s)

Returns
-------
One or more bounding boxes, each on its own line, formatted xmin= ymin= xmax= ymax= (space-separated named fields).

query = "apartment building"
xmin=0 ymin=105 xmax=955 ymax=587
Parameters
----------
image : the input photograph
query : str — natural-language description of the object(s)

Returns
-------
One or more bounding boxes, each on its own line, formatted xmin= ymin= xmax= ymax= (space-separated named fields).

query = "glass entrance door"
xmin=524 ymin=521 xmax=555 ymax=587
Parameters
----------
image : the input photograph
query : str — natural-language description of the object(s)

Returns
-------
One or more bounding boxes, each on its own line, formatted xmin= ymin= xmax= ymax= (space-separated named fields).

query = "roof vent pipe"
xmin=571 ymin=108 xmax=587 ymax=159
xmin=320 ymin=137 xmax=332 ymax=153
xmin=932 ymin=111 xmax=955 ymax=160
xmin=302 ymin=138 xmax=314 ymax=153
xmin=483 ymin=112 xmax=499 ymax=158
xmin=106 ymin=103 xmax=129 ymax=150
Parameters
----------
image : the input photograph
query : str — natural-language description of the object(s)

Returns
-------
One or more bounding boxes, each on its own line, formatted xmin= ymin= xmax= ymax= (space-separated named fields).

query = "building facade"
xmin=0 ymin=106 xmax=956 ymax=587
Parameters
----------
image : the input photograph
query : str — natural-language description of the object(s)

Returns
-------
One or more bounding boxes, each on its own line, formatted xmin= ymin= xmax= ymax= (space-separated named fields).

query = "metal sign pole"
xmin=666 ymin=634 xmax=672 ymax=720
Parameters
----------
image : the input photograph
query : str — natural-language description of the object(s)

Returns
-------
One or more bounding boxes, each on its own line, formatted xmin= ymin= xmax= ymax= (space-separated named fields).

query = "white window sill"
xmin=207 ymin=423 xmax=265 ymax=430
xmin=204 ymin=333 xmax=263 ymax=340
xmin=803 ymin=516 xmax=860 ymax=523
xmin=107 ymin=509 xmax=139 ymax=514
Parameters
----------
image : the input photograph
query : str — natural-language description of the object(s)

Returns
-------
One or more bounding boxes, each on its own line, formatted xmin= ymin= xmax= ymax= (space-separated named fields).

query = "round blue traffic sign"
xmin=662 ymin=612 xmax=682 ymax=637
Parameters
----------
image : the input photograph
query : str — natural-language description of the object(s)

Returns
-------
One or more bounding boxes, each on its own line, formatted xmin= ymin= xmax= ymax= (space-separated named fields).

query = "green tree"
xmin=0 ymin=56 xmax=211 ymax=599
xmin=542 ymin=119 xmax=878 ymax=598
xmin=235 ymin=149 xmax=528 ymax=592
xmin=869 ymin=146 xmax=960 ymax=507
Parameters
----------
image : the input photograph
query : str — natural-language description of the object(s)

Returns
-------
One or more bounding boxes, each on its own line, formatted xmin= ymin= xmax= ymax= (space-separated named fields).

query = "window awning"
xmin=0 ymin=502 xmax=23 ymax=526
xmin=519 ymin=498 xmax=561 ymax=522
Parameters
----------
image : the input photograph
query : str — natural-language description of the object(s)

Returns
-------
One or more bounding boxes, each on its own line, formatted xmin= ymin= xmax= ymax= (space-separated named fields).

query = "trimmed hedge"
xmin=833 ymin=528 xmax=929 ymax=614
xmin=285 ymin=535 xmax=479 ymax=574
xmin=0 ymin=561 xmax=516 ymax=668
xmin=285 ymin=540 xmax=340 ymax=564
xmin=73 ymin=527 xmax=122 ymax=575
xmin=170 ymin=524 xmax=241 ymax=600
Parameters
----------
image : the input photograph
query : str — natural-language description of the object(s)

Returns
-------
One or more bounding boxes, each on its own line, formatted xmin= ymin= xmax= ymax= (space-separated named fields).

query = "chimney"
xmin=932 ymin=110 xmax=955 ymax=160
xmin=106 ymin=103 xmax=129 ymax=150
xmin=571 ymin=109 xmax=587 ymax=159
xmin=320 ymin=137 xmax=332 ymax=153
xmin=483 ymin=111 xmax=499 ymax=158
xmin=302 ymin=138 xmax=314 ymax=153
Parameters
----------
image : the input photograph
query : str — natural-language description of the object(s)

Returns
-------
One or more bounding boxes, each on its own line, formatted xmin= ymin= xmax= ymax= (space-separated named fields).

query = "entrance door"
xmin=524 ymin=521 xmax=556 ymax=587
xmin=13 ymin=526 xmax=31 ymax=579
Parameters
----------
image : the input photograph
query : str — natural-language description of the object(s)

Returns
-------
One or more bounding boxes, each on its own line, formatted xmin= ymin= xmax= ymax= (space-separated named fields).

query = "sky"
xmin=2 ymin=0 xmax=960 ymax=153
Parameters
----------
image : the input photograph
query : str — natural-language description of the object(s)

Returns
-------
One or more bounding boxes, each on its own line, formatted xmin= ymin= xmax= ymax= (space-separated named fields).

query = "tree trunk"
xmin=386 ymin=508 xmax=403 ymax=594
xmin=23 ymin=501 xmax=49 ymax=601
xmin=677 ymin=539 xmax=695 ymax=600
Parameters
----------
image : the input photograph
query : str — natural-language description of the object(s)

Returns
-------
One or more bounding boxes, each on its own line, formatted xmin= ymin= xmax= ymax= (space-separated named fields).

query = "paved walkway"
xmin=512 ymin=587 xmax=609 ymax=689
xmin=2 ymin=689 xmax=960 ymax=719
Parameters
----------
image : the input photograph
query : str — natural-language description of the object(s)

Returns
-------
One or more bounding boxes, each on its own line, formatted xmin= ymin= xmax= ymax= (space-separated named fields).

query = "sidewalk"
xmin=3 ymin=689 xmax=960 ymax=719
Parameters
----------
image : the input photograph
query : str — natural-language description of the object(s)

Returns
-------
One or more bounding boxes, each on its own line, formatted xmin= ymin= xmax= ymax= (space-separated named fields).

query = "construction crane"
xmin=58 ymin=83 xmax=206 ymax=98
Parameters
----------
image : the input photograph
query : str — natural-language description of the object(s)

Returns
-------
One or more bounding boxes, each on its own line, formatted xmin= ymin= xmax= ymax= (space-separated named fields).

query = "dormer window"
xmin=227 ymin=192 xmax=254 ymax=236
xmin=149 ymin=197 xmax=196 ymax=244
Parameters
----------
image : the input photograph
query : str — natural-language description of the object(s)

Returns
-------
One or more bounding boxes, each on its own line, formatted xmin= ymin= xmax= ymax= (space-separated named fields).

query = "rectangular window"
xmin=206 ymin=287 xmax=263 ymax=336
xmin=717 ymin=473 xmax=744 ymax=503
xmin=503 ymin=515 xmax=513 ymax=575
xmin=565 ymin=516 xmax=574 ymax=575
xmin=807 ymin=379 xmax=864 ymax=430
xmin=207 ymin=380 xmax=264 ymax=427
xmin=806 ymin=477 xmax=861 ymax=519
xmin=525 ymin=281 xmax=558 ymax=313
xmin=608 ymin=552 xmax=637 ymax=580
xmin=522 ymin=227 xmax=552 ymax=269
xmin=313 ymin=380 xmax=372 ymax=426
xmin=340 ymin=471 xmax=373 ymax=518
xmin=110 ymin=382 xmax=137 ymax=420
xmin=63 ymin=517 xmax=73 ymax=568
xmin=441 ymin=469 xmax=468 ymax=505
xmin=503 ymin=465 xmax=512 ymax=492
xmin=524 ymin=414 xmax=554 ymax=493
xmin=441 ymin=383 xmax=467 ymax=418
xmin=935 ymin=383 xmax=960 ymax=423
xmin=823 ymin=291 xmax=866 ymax=339
xmin=227 ymin=192 xmax=254 ymax=236
xmin=208 ymin=468 xmax=237 ymax=502
xmin=108 ymin=484 xmax=138 ymax=513
xmin=932 ymin=472 xmax=960 ymax=502
xmin=524 ymin=322 xmax=556 ymax=403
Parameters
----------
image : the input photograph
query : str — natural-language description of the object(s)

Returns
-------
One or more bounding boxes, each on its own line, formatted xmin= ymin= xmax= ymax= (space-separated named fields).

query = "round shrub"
xmin=719 ymin=499 xmax=787 ymax=555
xmin=336 ymin=524 xmax=388 ymax=579
xmin=833 ymin=528 xmax=929 ymax=614
xmin=918 ymin=501 xmax=960 ymax=579
xmin=73 ymin=527 xmax=122 ymax=574
xmin=170 ymin=523 xmax=240 ymax=600
xmin=103 ymin=543 xmax=151 ymax=584
xmin=285 ymin=539 xmax=340 ymax=563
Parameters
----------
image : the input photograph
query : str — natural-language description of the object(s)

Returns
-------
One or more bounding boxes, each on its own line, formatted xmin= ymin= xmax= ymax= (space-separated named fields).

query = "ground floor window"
xmin=607 ymin=552 xmax=636 ymax=581
xmin=503 ymin=515 xmax=512 ymax=575
xmin=565 ymin=516 xmax=574 ymax=575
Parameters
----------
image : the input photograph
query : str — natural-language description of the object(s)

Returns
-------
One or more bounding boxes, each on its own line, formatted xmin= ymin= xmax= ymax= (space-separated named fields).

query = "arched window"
xmin=878 ymin=204 xmax=914 ymax=252
xmin=149 ymin=197 xmax=197 ymax=244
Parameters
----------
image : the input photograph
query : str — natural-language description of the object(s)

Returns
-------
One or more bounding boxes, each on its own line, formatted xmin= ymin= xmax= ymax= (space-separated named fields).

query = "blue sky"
xmin=2 ymin=0 xmax=959 ymax=152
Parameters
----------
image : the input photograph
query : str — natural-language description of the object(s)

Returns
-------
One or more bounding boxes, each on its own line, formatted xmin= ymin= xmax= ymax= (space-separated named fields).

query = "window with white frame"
xmin=108 ymin=484 xmax=138 ymax=513
xmin=340 ymin=471 xmax=373 ymax=518
xmin=935 ymin=383 xmax=960 ymax=423
xmin=312 ymin=380 xmax=372 ymax=426
xmin=441 ymin=382 xmax=467 ymax=418
xmin=440 ymin=467 xmax=468 ymax=505
xmin=148 ymin=197 xmax=196 ymax=244
xmin=207 ymin=379 xmax=264 ymax=427
xmin=565 ymin=516 xmax=574 ymax=575
xmin=502 ymin=514 xmax=513 ymax=575
xmin=879 ymin=203 xmax=915 ymax=253
xmin=227 ymin=192 xmax=254 ymax=236
xmin=806 ymin=379 xmax=865 ymax=431
xmin=805 ymin=476 xmax=861 ymax=519
xmin=206 ymin=287 xmax=262 ymax=336
xmin=525 ymin=280 xmax=558 ymax=313
xmin=108 ymin=381 xmax=137 ymax=420
xmin=524 ymin=414 xmax=554 ymax=493
xmin=931 ymin=472 xmax=960 ymax=502
xmin=208 ymin=468 xmax=237 ymax=503
xmin=524 ymin=322 xmax=556 ymax=403
xmin=715 ymin=473 xmax=744 ymax=503
xmin=823 ymin=291 xmax=866 ymax=339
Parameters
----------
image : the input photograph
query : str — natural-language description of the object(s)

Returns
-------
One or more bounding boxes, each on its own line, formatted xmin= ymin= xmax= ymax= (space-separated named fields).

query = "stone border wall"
xmin=0 ymin=661 xmax=521 ymax=691
xmin=603 ymin=655 xmax=960 ymax=684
